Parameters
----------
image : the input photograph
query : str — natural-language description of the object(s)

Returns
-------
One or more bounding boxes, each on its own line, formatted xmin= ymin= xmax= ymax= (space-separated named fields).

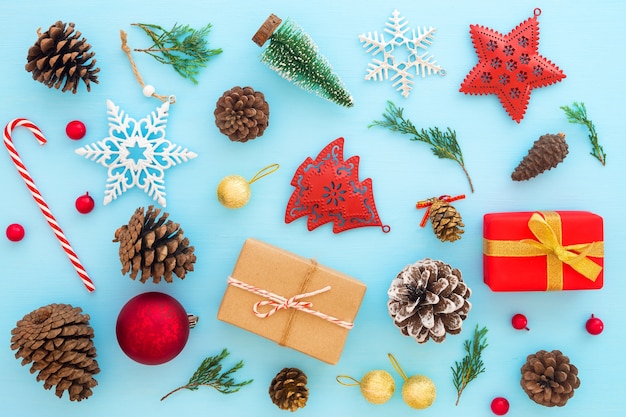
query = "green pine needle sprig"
xmin=161 ymin=349 xmax=253 ymax=401
xmin=451 ymin=325 xmax=488 ymax=406
xmin=260 ymin=18 xmax=354 ymax=108
xmin=132 ymin=22 xmax=222 ymax=84
xmin=369 ymin=101 xmax=474 ymax=192
xmin=560 ymin=102 xmax=606 ymax=166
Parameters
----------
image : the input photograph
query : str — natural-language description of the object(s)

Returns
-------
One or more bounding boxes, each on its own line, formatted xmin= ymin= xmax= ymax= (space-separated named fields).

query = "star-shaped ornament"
xmin=460 ymin=9 xmax=565 ymax=123
xmin=75 ymin=100 xmax=197 ymax=206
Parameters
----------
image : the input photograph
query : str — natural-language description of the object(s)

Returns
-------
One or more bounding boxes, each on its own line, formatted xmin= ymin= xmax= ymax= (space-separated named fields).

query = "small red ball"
xmin=66 ymin=120 xmax=86 ymax=140
xmin=585 ymin=314 xmax=604 ymax=335
xmin=511 ymin=313 xmax=529 ymax=331
xmin=491 ymin=397 xmax=510 ymax=415
xmin=6 ymin=223 xmax=25 ymax=241
xmin=116 ymin=292 xmax=190 ymax=365
xmin=75 ymin=192 xmax=95 ymax=214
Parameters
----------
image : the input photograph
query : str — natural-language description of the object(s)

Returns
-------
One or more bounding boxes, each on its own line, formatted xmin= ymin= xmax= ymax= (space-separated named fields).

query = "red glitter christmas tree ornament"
xmin=459 ymin=8 xmax=565 ymax=123
xmin=285 ymin=138 xmax=389 ymax=233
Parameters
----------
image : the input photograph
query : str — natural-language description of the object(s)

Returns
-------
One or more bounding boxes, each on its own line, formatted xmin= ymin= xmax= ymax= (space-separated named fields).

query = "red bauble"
xmin=511 ymin=313 xmax=529 ymax=331
xmin=585 ymin=314 xmax=604 ymax=335
xmin=6 ymin=223 xmax=25 ymax=241
xmin=116 ymin=292 xmax=190 ymax=365
xmin=66 ymin=120 xmax=86 ymax=140
xmin=491 ymin=397 xmax=510 ymax=415
xmin=75 ymin=192 xmax=95 ymax=214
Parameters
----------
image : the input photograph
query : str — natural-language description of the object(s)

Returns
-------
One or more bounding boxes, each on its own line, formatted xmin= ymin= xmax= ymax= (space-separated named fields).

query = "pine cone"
xmin=512 ymin=133 xmax=568 ymax=181
xmin=112 ymin=205 xmax=196 ymax=283
xmin=520 ymin=350 xmax=580 ymax=407
xmin=10 ymin=304 xmax=99 ymax=401
xmin=269 ymin=368 xmax=309 ymax=412
xmin=25 ymin=21 xmax=99 ymax=93
xmin=428 ymin=198 xmax=464 ymax=242
xmin=388 ymin=259 xmax=472 ymax=343
xmin=214 ymin=86 xmax=270 ymax=142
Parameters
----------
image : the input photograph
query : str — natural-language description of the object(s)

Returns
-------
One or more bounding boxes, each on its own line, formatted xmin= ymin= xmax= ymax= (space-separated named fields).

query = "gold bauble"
xmin=359 ymin=370 xmax=395 ymax=404
xmin=217 ymin=175 xmax=251 ymax=209
xmin=402 ymin=375 xmax=436 ymax=409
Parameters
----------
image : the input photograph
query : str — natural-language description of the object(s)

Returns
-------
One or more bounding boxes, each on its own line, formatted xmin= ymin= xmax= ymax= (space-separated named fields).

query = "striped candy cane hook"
xmin=4 ymin=118 xmax=95 ymax=292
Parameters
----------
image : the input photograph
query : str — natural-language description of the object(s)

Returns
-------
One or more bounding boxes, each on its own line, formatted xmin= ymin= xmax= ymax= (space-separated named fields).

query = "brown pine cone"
xmin=428 ymin=198 xmax=464 ymax=242
xmin=10 ymin=304 xmax=100 ymax=401
xmin=269 ymin=368 xmax=309 ymax=412
xmin=520 ymin=350 xmax=580 ymax=407
xmin=214 ymin=86 xmax=270 ymax=142
xmin=512 ymin=133 xmax=568 ymax=181
xmin=388 ymin=259 xmax=471 ymax=343
xmin=112 ymin=205 xmax=196 ymax=283
xmin=25 ymin=21 xmax=99 ymax=93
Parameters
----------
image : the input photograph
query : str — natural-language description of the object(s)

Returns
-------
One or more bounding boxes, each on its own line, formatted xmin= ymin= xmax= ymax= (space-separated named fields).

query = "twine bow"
xmin=483 ymin=211 xmax=603 ymax=290
xmin=227 ymin=276 xmax=354 ymax=330
xmin=416 ymin=194 xmax=465 ymax=227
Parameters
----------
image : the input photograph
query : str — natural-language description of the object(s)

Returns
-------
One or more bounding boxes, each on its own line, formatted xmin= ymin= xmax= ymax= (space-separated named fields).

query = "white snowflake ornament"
xmin=75 ymin=99 xmax=197 ymax=207
xmin=359 ymin=9 xmax=445 ymax=98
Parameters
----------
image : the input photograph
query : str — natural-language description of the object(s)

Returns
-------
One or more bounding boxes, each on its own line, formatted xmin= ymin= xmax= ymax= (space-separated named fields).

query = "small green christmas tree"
xmin=253 ymin=14 xmax=354 ymax=108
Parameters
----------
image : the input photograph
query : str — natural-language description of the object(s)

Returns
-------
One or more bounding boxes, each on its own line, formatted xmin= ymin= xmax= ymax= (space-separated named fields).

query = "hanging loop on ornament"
xmin=388 ymin=353 xmax=409 ymax=381
xmin=249 ymin=163 xmax=280 ymax=184
xmin=120 ymin=30 xmax=175 ymax=104
xmin=534 ymin=8 xmax=542 ymax=17
xmin=416 ymin=194 xmax=465 ymax=227
xmin=335 ymin=375 xmax=361 ymax=386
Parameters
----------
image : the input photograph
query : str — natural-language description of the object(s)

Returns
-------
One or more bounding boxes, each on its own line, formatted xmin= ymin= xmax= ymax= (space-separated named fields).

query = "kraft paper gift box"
xmin=217 ymin=238 xmax=366 ymax=364
xmin=483 ymin=211 xmax=604 ymax=291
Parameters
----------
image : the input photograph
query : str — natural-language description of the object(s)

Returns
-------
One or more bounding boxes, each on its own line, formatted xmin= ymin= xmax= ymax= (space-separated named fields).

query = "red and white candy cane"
xmin=4 ymin=118 xmax=95 ymax=292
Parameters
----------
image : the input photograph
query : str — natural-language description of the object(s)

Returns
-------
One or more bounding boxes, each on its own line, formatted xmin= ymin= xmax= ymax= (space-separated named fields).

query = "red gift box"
xmin=483 ymin=211 xmax=604 ymax=291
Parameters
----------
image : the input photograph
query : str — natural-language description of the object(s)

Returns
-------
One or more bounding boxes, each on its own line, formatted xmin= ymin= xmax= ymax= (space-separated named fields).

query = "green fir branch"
xmin=132 ymin=22 xmax=222 ymax=84
xmin=369 ymin=101 xmax=474 ymax=192
xmin=451 ymin=325 xmax=488 ymax=406
xmin=161 ymin=349 xmax=253 ymax=401
xmin=560 ymin=102 xmax=606 ymax=166
xmin=261 ymin=19 xmax=354 ymax=108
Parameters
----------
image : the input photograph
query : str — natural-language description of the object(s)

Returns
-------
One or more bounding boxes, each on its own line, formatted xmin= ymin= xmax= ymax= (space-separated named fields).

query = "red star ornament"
xmin=460 ymin=9 xmax=565 ymax=123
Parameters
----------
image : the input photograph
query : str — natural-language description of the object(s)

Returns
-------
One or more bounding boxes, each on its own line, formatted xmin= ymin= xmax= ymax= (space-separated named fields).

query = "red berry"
xmin=66 ymin=120 xmax=86 ymax=140
xmin=511 ymin=313 xmax=529 ymax=331
xmin=491 ymin=397 xmax=509 ymax=415
xmin=75 ymin=192 xmax=95 ymax=214
xmin=585 ymin=314 xmax=604 ymax=335
xmin=6 ymin=223 xmax=25 ymax=241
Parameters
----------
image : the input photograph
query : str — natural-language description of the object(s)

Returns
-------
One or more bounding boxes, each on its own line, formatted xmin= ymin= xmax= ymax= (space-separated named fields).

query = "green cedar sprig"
xmin=161 ymin=349 xmax=253 ymax=401
xmin=132 ymin=22 xmax=222 ymax=84
xmin=560 ymin=102 xmax=606 ymax=166
xmin=369 ymin=101 xmax=474 ymax=193
xmin=451 ymin=325 xmax=488 ymax=406
xmin=260 ymin=18 xmax=354 ymax=108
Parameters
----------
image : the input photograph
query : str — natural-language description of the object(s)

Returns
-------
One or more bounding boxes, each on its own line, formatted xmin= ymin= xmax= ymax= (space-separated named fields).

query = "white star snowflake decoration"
xmin=359 ymin=9 xmax=445 ymax=98
xmin=75 ymin=99 xmax=197 ymax=207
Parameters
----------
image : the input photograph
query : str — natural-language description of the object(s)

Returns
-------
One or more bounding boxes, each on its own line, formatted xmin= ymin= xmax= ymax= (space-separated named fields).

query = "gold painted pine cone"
xmin=113 ymin=205 xmax=196 ymax=283
xmin=269 ymin=368 xmax=309 ymax=412
xmin=520 ymin=349 xmax=580 ymax=407
xmin=10 ymin=304 xmax=100 ymax=401
xmin=428 ymin=198 xmax=464 ymax=242
xmin=25 ymin=21 xmax=99 ymax=93
xmin=388 ymin=259 xmax=471 ymax=343
xmin=214 ymin=86 xmax=270 ymax=142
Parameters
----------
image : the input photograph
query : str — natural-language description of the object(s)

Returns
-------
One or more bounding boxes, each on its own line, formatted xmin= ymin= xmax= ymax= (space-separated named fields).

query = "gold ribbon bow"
xmin=483 ymin=211 xmax=603 ymax=290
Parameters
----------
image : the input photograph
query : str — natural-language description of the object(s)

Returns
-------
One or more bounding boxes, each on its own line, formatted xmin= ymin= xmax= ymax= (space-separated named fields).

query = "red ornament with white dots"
xmin=491 ymin=397 xmax=510 ymax=415
xmin=66 ymin=120 xmax=86 ymax=140
xmin=585 ymin=314 xmax=604 ymax=335
xmin=6 ymin=223 xmax=25 ymax=241
xmin=75 ymin=192 xmax=95 ymax=214
xmin=511 ymin=313 xmax=529 ymax=331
